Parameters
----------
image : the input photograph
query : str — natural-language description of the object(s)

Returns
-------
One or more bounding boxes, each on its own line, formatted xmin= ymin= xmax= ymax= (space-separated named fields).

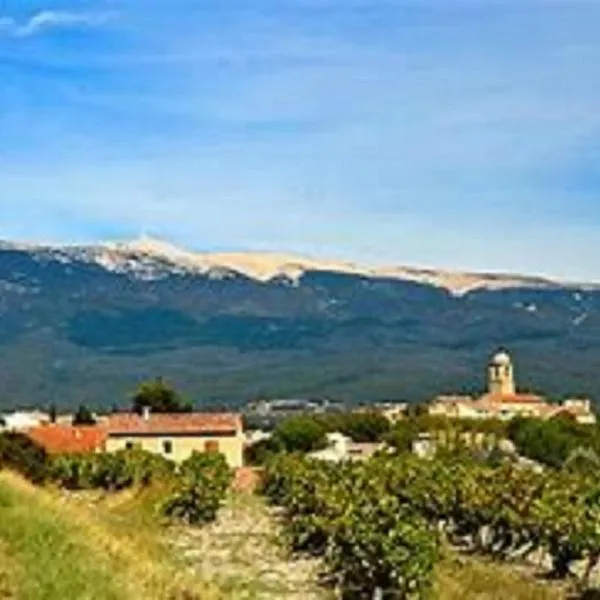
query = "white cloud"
xmin=0 ymin=10 xmax=112 ymax=38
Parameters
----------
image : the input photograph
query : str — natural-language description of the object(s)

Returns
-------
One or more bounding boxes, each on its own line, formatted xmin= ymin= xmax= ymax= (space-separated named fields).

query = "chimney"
xmin=142 ymin=406 xmax=151 ymax=421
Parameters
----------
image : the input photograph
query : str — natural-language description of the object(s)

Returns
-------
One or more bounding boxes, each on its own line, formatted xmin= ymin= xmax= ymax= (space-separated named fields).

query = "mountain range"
xmin=0 ymin=237 xmax=598 ymax=410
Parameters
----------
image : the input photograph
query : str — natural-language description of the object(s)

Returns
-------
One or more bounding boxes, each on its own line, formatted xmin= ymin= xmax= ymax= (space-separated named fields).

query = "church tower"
xmin=487 ymin=350 xmax=515 ymax=396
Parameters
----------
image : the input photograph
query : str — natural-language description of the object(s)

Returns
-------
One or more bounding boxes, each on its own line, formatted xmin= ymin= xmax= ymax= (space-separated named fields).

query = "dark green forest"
xmin=0 ymin=246 xmax=598 ymax=410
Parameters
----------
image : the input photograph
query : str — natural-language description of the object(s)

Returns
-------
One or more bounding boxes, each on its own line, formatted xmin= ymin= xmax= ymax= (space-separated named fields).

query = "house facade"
xmin=104 ymin=411 xmax=245 ymax=468
xmin=429 ymin=350 xmax=596 ymax=424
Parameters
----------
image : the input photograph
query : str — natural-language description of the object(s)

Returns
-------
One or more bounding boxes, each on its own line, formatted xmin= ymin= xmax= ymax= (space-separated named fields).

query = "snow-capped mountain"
xmin=0 ymin=236 xmax=590 ymax=295
xmin=0 ymin=235 xmax=599 ymax=410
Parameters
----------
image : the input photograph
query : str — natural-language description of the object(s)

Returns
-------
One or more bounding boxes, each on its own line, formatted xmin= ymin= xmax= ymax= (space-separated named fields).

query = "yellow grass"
xmin=436 ymin=553 xmax=567 ymax=600
xmin=0 ymin=471 xmax=225 ymax=600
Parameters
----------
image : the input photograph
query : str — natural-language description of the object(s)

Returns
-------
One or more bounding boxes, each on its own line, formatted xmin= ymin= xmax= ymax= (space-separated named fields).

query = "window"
xmin=204 ymin=440 xmax=219 ymax=453
xmin=163 ymin=440 xmax=173 ymax=455
xmin=125 ymin=441 xmax=134 ymax=450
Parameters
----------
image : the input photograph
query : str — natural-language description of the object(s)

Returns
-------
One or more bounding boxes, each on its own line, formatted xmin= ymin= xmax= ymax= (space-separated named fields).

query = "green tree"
xmin=384 ymin=420 xmax=418 ymax=453
xmin=48 ymin=404 xmax=57 ymax=423
xmin=273 ymin=415 xmax=327 ymax=453
xmin=336 ymin=410 xmax=391 ymax=442
xmin=72 ymin=404 xmax=96 ymax=426
xmin=0 ymin=432 xmax=48 ymax=482
xmin=131 ymin=377 xmax=192 ymax=414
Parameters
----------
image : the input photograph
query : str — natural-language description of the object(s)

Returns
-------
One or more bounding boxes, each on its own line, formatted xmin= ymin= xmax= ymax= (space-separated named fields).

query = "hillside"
xmin=0 ymin=470 xmax=222 ymax=600
xmin=0 ymin=469 xmax=567 ymax=600
xmin=0 ymin=238 xmax=599 ymax=409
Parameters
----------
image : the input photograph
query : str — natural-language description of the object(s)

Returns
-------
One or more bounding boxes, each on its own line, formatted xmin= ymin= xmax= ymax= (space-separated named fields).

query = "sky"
xmin=1 ymin=0 xmax=599 ymax=280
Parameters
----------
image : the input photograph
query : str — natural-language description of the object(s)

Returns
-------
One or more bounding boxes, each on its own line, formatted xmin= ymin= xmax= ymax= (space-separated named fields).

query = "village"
xmin=1 ymin=349 xmax=595 ymax=469
xmin=2 ymin=349 xmax=600 ymax=600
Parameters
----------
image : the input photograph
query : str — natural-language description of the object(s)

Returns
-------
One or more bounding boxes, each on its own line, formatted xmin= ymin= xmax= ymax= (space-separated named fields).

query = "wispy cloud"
xmin=1 ymin=1 xmax=600 ymax=279
xmin=0 ymin=10 xmax=112 ymax=38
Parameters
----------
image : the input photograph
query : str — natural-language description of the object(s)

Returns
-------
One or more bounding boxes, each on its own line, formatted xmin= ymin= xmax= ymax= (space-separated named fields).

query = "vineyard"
xmin=0 ymin=431 xmax=233 ymax=528
xmin=262 ymin=451 xmax=600 ymax=599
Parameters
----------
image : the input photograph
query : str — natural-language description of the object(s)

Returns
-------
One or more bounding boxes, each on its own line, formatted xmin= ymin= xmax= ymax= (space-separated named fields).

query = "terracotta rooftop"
xmin=479 ymin=393 xmax=545 ymax=405
xmin=105 ymin=412 xmax=242 ymax=436
xmin=26 ymin=424 xmax=106 ymax=454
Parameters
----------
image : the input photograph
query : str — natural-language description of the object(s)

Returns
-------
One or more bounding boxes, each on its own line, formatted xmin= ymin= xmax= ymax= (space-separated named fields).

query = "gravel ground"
xmin=166 ymin=493 xmax=330 ymax=600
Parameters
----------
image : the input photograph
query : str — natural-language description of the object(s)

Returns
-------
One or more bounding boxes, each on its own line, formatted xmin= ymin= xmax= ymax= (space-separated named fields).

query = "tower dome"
xmin=488 ymin=349 xmax=515 ymax=396
xmin=490 ymin=350 xmax=512 ymax=367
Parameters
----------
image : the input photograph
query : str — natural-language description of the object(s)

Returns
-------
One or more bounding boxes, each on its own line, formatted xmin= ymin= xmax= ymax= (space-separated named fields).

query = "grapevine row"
xmin=262 ymin=451 xmax=600 ymax=598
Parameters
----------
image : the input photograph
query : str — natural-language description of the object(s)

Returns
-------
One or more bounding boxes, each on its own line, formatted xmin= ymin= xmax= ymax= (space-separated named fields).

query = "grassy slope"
xmin=0 ymin=471 xmax=569 ymax=600
xmin=0 ymin=471 xmax=223 ymax=600
xmin=437 ymin=554 xmax=566 ymax=600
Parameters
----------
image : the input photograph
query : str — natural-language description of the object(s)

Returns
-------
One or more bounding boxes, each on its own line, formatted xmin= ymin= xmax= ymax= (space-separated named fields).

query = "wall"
xmin=105 ymin=433 xmax=244 ymax=468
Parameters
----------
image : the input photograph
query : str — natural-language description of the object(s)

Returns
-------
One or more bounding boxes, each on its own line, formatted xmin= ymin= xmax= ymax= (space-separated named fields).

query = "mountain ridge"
xmin=0 ymin=236 xmax=595 ymax=296
xmin=0 ymin=235 xmax=599 ymax=409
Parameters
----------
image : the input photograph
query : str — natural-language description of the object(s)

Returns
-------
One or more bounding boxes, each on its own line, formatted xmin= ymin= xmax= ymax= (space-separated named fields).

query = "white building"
xmin=1 ymin=410 xmax=50 ymax=431
xmin=308 ymin=432 xmax=385 ymax=463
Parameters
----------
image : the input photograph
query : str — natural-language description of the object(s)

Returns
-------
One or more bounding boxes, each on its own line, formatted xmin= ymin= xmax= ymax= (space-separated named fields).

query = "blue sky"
xmin=1 ymin=0 xmax=599 ymax=280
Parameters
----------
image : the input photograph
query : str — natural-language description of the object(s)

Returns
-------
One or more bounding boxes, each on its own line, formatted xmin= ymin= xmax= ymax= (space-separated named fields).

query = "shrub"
xmin=159 ymin=451 xmax=231 ymax=525
xmin=49 ymin=448 xmax=176 ymax=491
xmin=116 ymin=448 xmax=175 ymax=487
xmin=0 ymin=432 xmax=48 ymax=483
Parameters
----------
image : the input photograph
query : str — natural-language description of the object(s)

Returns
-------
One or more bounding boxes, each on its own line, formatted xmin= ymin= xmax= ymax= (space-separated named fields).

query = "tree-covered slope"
xmin=0 ymin=243 xmax=598 ymax=409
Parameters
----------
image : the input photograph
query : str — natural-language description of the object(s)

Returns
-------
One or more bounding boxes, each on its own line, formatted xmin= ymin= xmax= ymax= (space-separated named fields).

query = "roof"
xmin=105 ymin=412 xmax=241 ymax=436
xmin=480 ymin=393 xmax=545 ymax=405
xmin=26 ymin=425 xmax=106 ymax=454
xmin=347 ymin=442 xmax=383 ymax=456
xmin=490 ymin=351 xmax=512 ymax=366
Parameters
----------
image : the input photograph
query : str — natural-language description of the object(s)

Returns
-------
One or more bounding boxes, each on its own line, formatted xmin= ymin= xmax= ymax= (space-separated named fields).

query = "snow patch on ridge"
xmin=0 ymin=236 xmax=596 ymax=296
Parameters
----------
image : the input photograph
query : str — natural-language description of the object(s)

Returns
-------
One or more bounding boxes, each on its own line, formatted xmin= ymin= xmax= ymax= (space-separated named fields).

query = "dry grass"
xmin=0 ymin=471 xmax=225 ymax=600
xmin=436 ymin=553 xmax=569 ymax=600
xmin=0 ymin=541 xmax=19 ymax=599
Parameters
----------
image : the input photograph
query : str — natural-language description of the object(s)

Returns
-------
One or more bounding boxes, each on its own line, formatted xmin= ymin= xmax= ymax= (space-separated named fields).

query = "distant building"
xmin=244 ymin=397 xmax=346 ymax=429
xmin=1 ymin=411 xmax=50 ymax=431
xmin=104 ymin=410 xmax=245 ymax=467
xmin=429 ymin=350 xmax=596 ymax=424
xmin=373 ymin=402 xmax=409 ymax=423
xmin=412 ymin=432 xmax=436 ymax=459
xmin=308 ymin=432 xmax=385 ymax=463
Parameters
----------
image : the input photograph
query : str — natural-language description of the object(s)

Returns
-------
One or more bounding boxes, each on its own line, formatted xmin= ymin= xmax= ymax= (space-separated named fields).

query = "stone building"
xmin=104 ymin=410 xmax=245 ymax=467
xmin=429 ymin=350 xmax=595 ymax=424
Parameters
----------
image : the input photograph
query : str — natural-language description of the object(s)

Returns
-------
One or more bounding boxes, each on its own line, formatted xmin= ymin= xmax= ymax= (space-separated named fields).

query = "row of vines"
xmin=0 ymin=431 xmax=232 ymax=526
xmin=49 ymin=448 xmax=232 ymax=525
xmin=262 ymin=452 xmax=600 ymax=598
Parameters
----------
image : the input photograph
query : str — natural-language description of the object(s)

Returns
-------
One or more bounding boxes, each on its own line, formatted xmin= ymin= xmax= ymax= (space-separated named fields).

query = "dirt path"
xmin=166 ymin=493 xmax=330 ymax=600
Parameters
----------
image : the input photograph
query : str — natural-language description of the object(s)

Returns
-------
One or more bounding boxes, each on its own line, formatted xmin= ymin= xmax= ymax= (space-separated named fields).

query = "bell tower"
xmin=488 ymin=350 xmax=515 ymax=396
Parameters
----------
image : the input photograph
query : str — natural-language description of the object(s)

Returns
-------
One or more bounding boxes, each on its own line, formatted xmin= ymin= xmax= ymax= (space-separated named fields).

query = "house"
xmin=374 ymin=402 xmax=409 ymax=423
xmin=412 ymin=432 xmax=436 ymax=459
xmin=308 ymin=432 xmax=385 ymax=463
xmin=103 ymin=410 xmax=245 ymax=468
xmin=26 ymin=424 xmax=106 ymax=454
xmin=2 ymin=410 xmax=50 ymax=431
xmin=429 ymin=350 xmax=596 ymax=424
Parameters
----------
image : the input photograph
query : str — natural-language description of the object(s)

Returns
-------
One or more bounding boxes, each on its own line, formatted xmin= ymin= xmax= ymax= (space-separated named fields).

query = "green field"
xmin=0 ymin=471 xmax=223 ymax=600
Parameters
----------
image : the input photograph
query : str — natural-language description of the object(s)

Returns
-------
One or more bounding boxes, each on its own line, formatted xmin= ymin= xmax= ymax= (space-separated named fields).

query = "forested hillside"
xmin=0 ymin=242 xmax=598 ymax=409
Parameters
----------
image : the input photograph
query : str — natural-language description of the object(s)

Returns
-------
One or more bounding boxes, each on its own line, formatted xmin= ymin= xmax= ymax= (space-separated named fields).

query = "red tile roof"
xmin=480 ymin=393 xmax=545 ymax=405
xmin=26 ymin=425 xmax=106 ymax=454
xmin=105 ymin=412 xmax=241 ymax=436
